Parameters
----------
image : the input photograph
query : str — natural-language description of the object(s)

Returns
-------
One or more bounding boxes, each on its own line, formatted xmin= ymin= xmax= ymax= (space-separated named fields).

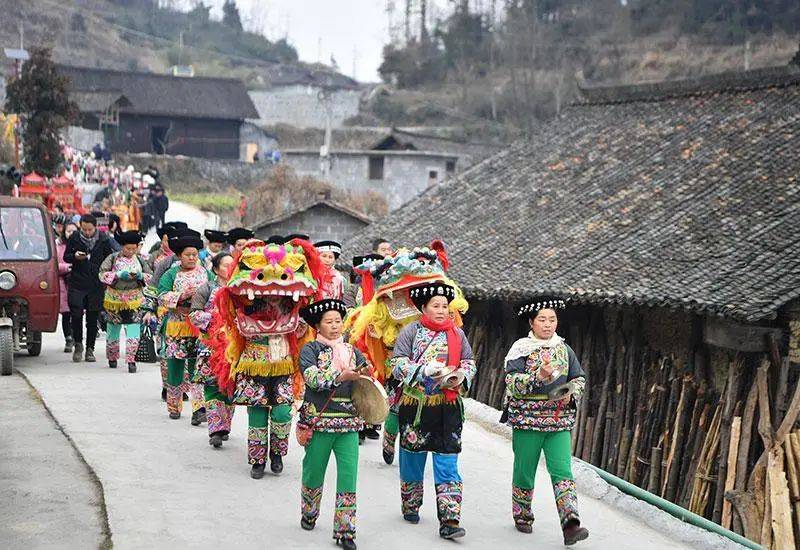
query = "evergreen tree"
xmin=222 ymin=0 xmax=243 ymax=32
xmin=3 ymin=47 xmax=78 ymax=176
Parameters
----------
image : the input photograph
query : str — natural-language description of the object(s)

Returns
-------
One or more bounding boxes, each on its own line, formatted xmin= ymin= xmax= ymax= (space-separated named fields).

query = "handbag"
xmin=135 ymin=325 xmax=158 ymax=363
xmin=296 ymin=386 xmax=338 ymax=447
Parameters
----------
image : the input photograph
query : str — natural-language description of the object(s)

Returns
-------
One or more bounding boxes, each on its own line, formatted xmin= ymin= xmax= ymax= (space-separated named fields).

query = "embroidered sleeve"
xmin=157 ymin=268 xmax=181 ymax=309
xmin=99 ymin=253 xmax=117 ymax=285
xmin=458 ymin=331 xmax=477 ymax=390
xmin=390 ymin=324 xmax=420 ymax=384
xmin=300 ymin=344 xmax=339 ymax=391
xmin=566 ymin=346 xmax=586 ymax=402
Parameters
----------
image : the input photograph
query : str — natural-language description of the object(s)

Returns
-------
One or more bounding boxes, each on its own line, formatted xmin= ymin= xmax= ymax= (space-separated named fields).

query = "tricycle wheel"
xmin=0 ymin=326 xmax=13 ymax=375
xmin=27 ymin=340 xmax=42 ymax=357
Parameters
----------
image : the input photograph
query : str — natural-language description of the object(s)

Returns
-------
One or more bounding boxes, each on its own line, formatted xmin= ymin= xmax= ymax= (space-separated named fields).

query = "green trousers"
xmin=166 ymin=357 xmax=196 ymax=387
xmin=247 ymin=405 xmax=292 ymax=464
xmin=301 ymin=431 xmax=359 ymax=542
xmin=302 ymin=431 xmax=359 ymax=491
xmin=511 ymin=429 xmax=580 ymax=529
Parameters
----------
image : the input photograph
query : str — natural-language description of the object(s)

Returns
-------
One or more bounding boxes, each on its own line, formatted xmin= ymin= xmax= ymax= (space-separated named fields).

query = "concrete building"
xmin=248 ymin=65 xmax=361 ymax=129
xmin=251 ymin=197 xmax=372 ymax=245
xmin=272 ymin=127 xmax=500 ymax=209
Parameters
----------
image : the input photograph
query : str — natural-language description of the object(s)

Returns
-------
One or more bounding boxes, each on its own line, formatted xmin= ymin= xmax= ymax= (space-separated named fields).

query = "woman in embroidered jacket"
xmin=298 ymin=299 xmax=369 ymax=550
xmin=390 ymin=281 xmax=476 ymax=540
xmin=99 ymin=230 xmax=152 ymax=373
xmin=504 ymin=297 xmax=589 ymax=545
xmin=157 ymin=234 xmax=213 ymax=421
xmin=189 ymin=252 xmax=235 ymax=445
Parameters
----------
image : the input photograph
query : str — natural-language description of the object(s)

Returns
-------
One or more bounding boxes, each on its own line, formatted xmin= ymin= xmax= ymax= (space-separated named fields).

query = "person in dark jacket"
xmin=151 ymin=184 xmax=169 ymax=230
xmin=64 ymin=214 xmax=116 ymax=363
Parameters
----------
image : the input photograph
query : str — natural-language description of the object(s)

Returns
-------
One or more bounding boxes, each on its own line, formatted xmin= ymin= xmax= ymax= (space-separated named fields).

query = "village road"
xmin=6 ymin=331 xmax=732 ymax=550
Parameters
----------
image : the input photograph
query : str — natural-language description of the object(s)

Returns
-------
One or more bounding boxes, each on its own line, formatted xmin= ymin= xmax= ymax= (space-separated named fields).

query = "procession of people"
xmin=54 ymin=202 xmax=590 ymax=548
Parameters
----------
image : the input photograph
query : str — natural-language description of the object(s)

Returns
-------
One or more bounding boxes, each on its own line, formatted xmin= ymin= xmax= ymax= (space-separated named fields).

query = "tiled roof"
xmin=346 ymin=66 xmax=800 ymax=322
xmin=59 ymin=65 xmax=258 ymax=120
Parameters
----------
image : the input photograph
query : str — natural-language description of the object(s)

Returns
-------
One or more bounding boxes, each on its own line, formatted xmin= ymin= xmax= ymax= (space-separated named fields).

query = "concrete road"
xmin=0 ymin=371 xmax=107 ymax=549
xmin=10 ymin=332 xmax=719 ymax=549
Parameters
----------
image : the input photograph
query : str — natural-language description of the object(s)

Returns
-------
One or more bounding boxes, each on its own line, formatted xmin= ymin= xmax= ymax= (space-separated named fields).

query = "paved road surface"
xmin=9 ymin=332 xmax=710 ymax=549
xmin=143 ymin=201 xmax=220 ymax=250
xmin=0 ymin=371 xmax=106 ymax=548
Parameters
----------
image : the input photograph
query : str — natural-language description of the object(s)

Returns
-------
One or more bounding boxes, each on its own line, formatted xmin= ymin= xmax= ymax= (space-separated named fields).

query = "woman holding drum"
xmin=390 ymin=280 xmax=476 ymax=540
xmin=503 ymin=297 xmax=589 ymax=545
xmin=297 ymin=299 xmax=374 ymax=550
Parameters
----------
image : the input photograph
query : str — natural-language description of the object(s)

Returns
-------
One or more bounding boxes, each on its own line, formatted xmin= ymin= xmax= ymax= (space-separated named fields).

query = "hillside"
xmin=0 ymin=0 xmax=342 ymax=89
xmin=361 ymin=1 xmax=799 ymax=139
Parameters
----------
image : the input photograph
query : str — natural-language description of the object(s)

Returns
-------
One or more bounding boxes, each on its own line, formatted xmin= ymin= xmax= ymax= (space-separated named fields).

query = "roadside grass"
xmin=171 ymin=192 xmax=240 ymax=214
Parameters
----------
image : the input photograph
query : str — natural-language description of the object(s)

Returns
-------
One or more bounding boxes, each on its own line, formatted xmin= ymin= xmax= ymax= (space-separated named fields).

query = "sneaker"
xmin=563 ymin=524 xmax=588 ymax=545
xmin=250 ymin=464 xmax=266 ymax=479
xmin=72 ymin=343 xmax=84 ymax=363
xmin=191 ymin=410 xmax=206 ymax=426
xmin=209 ymin=433 xmax=224 ymax=448
xmin=108 ymin=360 xmax=117 ymax=369
xmin=403 ymin=513 xmax=420 ymax=524
xmin=85 ymin=348 xmax=96 ymax=362
xmin=127 ymin=362 xmax=137 ymax=373
xmin=300 ymin=518 xmax=315 ymax=531
xmin=439 ymin=524 xmax=466 ymax=539
xmin=270 ymin=453 xmax=283 ymax=474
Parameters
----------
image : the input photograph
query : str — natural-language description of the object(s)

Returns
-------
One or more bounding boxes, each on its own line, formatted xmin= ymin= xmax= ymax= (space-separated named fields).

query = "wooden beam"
xmin=721 ymin=416 xmax=741 ymax=529
xmin=704 ymin=317 xmax=783 ymax=353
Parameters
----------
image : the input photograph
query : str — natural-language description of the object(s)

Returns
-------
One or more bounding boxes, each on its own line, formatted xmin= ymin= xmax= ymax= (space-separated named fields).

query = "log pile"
xmin=464 ymin=302 xmax=800 ymax=548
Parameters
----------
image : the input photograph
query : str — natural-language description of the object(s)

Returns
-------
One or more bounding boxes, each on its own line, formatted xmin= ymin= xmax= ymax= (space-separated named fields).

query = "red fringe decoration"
xmin=209 ymin=287 xmax=242 ymax=397
xmin=430 ymin=239 xmax=449 ymax=271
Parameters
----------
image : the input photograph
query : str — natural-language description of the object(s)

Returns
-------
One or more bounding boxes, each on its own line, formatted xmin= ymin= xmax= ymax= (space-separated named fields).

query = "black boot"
xmin=439 ymin=523 xmax=466 ymax=539
xmin=72 ymin=343 xmax=84 ymax=363
xmin=337 ymin=539 xmax=357 ymax=550
xmin=563 ymin=523 xmax=589 ymax=545
xmin=169 ymin=411 xmax=181 ymax=420
xmin=191 ymin=409 xmax=206 ymax=426
xmin=85 ymin=348 xmax=96 ymax=362
xmin=108 ymin=360 xmax=117 ymax=369
xmin=364 ymin=425 xmax=380 ymax=440
xmin=250 ymin=464 xmax=266 ymax=479
xmin=270 ymin=452 xmax=283 ymax=474
xmin=403 ymin=513 xmax=420 ymax=524
xmin=64 ymin=337 xmax=73 ymax=353
xmin=127 ymin=362 xmax=137 ymax=373
xmin=209 ymin=433 xmax=224 ymax=448
xmin=300 ymin=518 xmax=315 ymax=531
xmin=161 ymin=388 xmax=167 ymax=401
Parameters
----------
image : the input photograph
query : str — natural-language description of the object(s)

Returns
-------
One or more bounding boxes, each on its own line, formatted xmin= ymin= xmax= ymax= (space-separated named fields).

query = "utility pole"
xmin=318 ymin=89 xmax=333 ymax=180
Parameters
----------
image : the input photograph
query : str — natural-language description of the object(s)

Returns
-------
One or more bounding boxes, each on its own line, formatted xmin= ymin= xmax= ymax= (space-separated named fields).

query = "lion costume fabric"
xmin=346 ymin=240 xmax=467 ymax=384
xmin=346 ymin=240 xmax=468 ymax=465
xmin=209 ymin=238 xmax=330 ymax=471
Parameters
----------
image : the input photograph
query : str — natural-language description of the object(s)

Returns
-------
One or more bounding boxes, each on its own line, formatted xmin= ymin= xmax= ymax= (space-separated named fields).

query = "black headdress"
xmin=300 ymin=299 xmax=348 ymax=326
xmin=408 ymin=281 xmax=456 ymax=311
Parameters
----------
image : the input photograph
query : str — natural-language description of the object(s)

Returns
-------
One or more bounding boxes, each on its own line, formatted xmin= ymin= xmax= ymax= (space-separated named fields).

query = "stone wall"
xmin=114 ymin=153 xmax=275 ymax=192
xmin=248 ymin=86 xmax=361 ymax=129
xmin=283 ymin=151 xmax=455 ymax=209
xmin=253 ymin=203 xmax=368 ymax=245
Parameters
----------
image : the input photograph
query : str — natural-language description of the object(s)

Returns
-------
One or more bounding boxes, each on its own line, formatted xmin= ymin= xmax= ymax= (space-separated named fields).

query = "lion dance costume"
xmin=346 ymin=241 xmax=468 ymax=464
xmin=210 ymin=238 xmax=330 ymax=478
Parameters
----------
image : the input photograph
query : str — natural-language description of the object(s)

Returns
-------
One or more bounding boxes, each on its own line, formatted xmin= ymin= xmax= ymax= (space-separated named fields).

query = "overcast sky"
xmin=184 ymin=0 xmax=450 ymax=83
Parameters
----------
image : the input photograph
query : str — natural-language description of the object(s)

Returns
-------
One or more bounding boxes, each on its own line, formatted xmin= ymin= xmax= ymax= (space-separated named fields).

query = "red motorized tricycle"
xmin=0 ymin=197 xmax=59 ymax=374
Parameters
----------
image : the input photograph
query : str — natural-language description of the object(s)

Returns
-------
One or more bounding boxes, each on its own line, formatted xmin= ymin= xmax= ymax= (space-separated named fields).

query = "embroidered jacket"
xmin=299 ymin=340 xmax=370 ymax=433
xmin=504 ymin=341 xmax=586 ymax=431
xmin=390 ymin=321 xmax=476 ymax=401
xmin=99 ymin=252 xmax=152 ymax=313
xmin=157 ymin=264 xmax=212 ymax=339
xmin=189 ymin=279 xmax=222 ymax=357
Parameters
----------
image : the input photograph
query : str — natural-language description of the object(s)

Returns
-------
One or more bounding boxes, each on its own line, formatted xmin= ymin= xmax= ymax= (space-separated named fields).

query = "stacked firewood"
xmin=465 ymin=306 xmax=800 ymax=547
